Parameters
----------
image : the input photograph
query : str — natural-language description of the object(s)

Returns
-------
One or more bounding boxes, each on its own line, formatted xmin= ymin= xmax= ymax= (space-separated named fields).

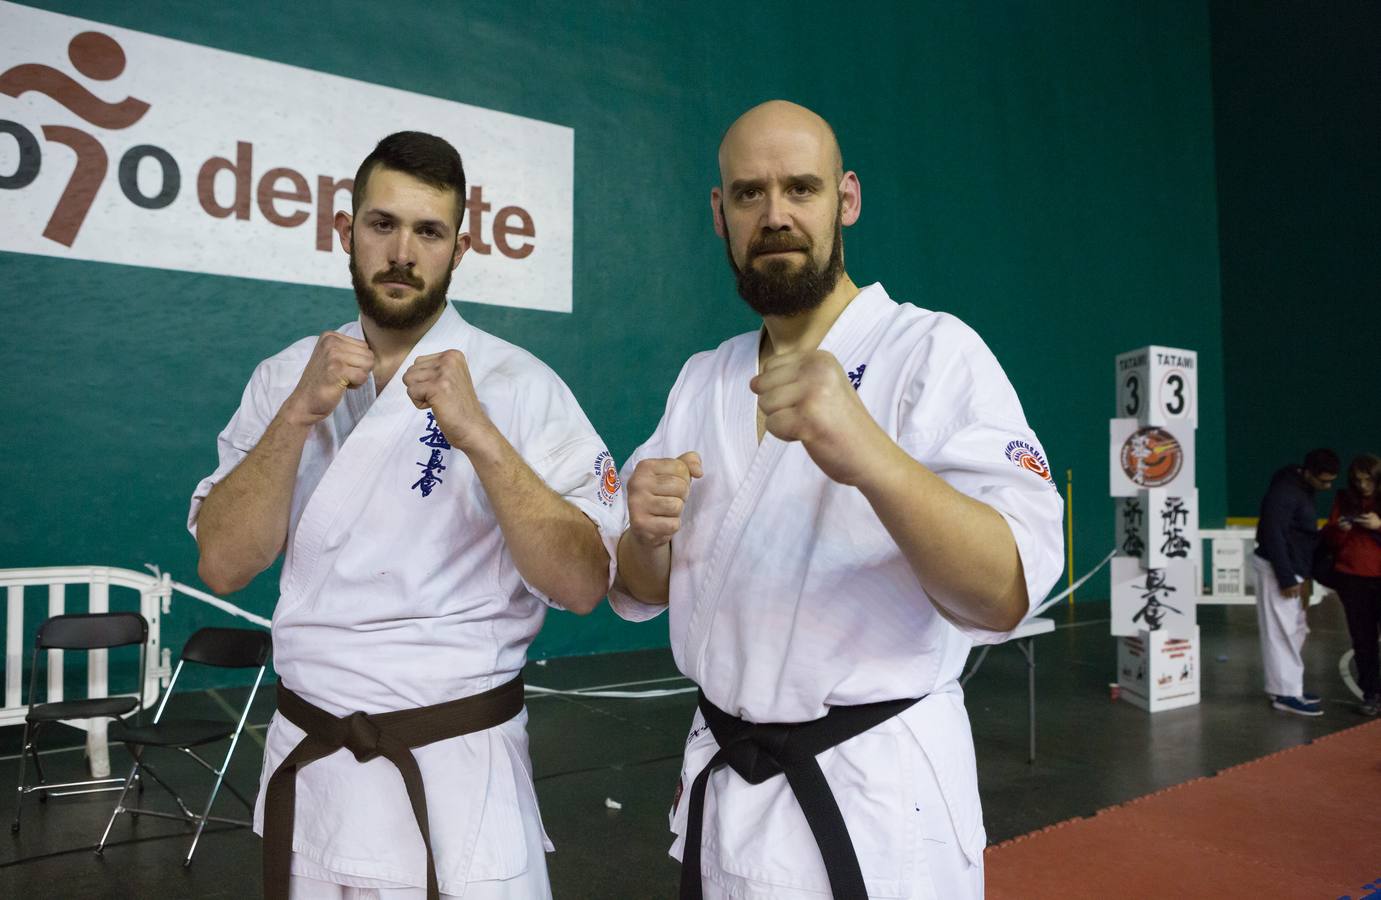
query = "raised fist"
xmin=626 ymin=452 xmax=703 ymax=549
xmin=283 ymin=332 xmax=375 ymax=426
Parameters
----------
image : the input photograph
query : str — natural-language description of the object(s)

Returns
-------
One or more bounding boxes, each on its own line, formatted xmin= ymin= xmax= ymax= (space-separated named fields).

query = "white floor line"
xmin=207 ymin=688 xmax=266 ymax=749
xmin=0 ymin=724 xmax=269 ymax=763
xmin=1054 ymin=618 xmax=1111 ymax=630
xmin=525 ymin=673 xmax=692 ymax=696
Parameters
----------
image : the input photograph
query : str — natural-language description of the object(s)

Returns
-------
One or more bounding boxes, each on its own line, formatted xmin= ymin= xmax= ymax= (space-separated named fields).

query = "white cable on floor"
xmin=144 ymin=555 xmax=1124 ymax=703
xmin=1338 ymin=649 xmax=1362 ymax=699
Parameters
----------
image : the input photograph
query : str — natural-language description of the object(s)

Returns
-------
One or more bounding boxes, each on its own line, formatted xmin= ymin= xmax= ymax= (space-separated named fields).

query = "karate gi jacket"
xmin=610 ymin=283 xmax=1064 ymax=896
xmin=189 ymin=303 xmax=624 ymax=891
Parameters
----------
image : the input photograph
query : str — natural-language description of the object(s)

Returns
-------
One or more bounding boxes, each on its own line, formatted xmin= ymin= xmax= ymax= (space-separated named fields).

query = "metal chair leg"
xmin=183 ymin=740 xmax=240 ymax=867
xmin=183 ymin=772 xmax=228 ymax=867
xmin=136 ymin=760 xmax=197 ymax=820
xmin=95 ymin=761 xmax=141 ymax=856
xmin=28 ymin=733 xmax=48 ymax=803
xmin=11 ymin=723 xmax=31 ymax=833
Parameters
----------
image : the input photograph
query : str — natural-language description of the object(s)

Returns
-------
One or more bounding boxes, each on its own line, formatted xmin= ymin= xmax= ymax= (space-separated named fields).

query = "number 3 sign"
xmin=1115 ymin=346 xmax=1198 ymax=427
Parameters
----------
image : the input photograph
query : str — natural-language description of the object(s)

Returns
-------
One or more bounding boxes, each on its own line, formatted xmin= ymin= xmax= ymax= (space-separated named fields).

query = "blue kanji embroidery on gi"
xmin=412 ymin=449 xmax=447 ymax=497
xmin=418 ymin=412 xmax=451 ymax=449
xmin=847 ymin=363 xmax=867 ymax=390
xmin=411 ymin=413 xmax=450 ymax=497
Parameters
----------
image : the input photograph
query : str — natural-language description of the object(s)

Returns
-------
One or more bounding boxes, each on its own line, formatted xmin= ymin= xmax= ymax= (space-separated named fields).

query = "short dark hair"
xmin=353 ymin=131 xmax=467 ymax=228
xmin=1303 ymin=447 xmax=1340 ymax=475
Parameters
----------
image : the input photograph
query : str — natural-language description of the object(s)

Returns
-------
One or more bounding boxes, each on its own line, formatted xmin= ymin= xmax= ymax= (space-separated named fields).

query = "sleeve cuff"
xmin=522 ymin=496 xmax=621 ymax=612
xmin=607 ymin=583 xmax=669 ymax=622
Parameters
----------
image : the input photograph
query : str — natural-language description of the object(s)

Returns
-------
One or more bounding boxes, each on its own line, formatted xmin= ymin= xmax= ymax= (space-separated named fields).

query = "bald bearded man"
xmin=611 ymin=101 xmax=1064 ymax=898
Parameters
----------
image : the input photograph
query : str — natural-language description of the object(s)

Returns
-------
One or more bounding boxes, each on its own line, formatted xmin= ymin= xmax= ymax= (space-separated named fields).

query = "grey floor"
xmin=0 ymin=599 xmax=1369 ymax=898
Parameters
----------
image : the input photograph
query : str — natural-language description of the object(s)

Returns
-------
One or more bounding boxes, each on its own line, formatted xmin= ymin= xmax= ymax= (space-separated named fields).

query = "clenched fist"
xmin=283 ymin=331 xmax=375 ymax=426
xmin=401 ymin=349 xmax=494 ymax=452
xmin=626 ymin=452 xmax=703 ymax=549
xmin=750 ymin=350 xmax=889 ymax=486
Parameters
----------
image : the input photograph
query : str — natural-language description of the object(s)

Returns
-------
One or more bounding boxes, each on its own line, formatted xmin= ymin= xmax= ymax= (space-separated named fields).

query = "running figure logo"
xmin=0 ymin=31 xmax=149 ymax=246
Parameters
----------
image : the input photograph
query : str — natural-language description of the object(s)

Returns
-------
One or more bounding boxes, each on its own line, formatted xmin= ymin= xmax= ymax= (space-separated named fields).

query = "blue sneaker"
xmin=1272 ymin=695 xmax=1323 ymax=716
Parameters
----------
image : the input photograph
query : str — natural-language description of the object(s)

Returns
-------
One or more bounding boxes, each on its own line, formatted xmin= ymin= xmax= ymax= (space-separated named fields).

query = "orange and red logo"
xmin=594 ymin=451 xmax=621 ymax=507
xmin=1119 ymin=426 xmax=1184 ymax=488
xmin=1005 ymin=440 xmax=1055 ymax=487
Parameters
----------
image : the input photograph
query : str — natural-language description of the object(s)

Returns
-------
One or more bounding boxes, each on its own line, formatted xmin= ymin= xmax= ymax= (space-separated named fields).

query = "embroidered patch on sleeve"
xmin=847 ymin=363 xmax=867 ymax=390
xmin=594 ymin=451 xmax=621 ymax=506
xmin=1004 ymin=439 xmax=1056 ymax=487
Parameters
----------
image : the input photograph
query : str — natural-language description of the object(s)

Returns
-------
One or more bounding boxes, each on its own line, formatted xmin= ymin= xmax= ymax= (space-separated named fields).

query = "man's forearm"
xmin=614 ymin=532 xmax=673 ymax=607
xmin=464 ymin=427 xmax=611 ymax=614
xmin=858 ymin=441 xmax=1028 ymax=632
xmin=196 ymin=413 xmax=312 ymax=594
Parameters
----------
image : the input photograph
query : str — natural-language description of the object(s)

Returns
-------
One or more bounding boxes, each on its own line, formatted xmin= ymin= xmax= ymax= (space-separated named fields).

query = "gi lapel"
xmin=283 ymin=305 xmax=468 ymax=601
xmin=685 ymin=285 xmax=896 ymax=683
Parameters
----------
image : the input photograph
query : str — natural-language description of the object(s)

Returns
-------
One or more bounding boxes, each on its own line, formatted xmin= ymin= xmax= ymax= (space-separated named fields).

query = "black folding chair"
xmin=11 ymin=612 xmax=149 ymax=833
xmin=96 ymin=626 xmax=271 ymax=867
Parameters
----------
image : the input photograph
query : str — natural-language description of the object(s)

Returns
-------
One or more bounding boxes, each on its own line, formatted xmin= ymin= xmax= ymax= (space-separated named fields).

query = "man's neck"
xmin=361 ymin=305 xmax=446 ymax=389
xmin=759 ymin=274 xmax=861 ymax=361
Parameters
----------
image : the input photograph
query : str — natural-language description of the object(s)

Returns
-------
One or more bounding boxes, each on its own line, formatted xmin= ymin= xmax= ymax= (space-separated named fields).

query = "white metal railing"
xmin=1198 ymin=527 xmax=1334 ymax=608
xmin=1 ymin=567 xmax=174 ymax=776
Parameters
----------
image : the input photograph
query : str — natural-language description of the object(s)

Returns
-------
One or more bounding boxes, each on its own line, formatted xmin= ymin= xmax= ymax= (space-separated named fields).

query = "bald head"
xmin=718 ymin=100 xmax=843 ymax=185
xmin=710 ymin=101 xmax=861 ymax=319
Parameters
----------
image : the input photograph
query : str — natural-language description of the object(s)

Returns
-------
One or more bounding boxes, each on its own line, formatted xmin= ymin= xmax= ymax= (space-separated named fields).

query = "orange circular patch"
xmin=1120 ymin=426 xmax=1184 ymax=487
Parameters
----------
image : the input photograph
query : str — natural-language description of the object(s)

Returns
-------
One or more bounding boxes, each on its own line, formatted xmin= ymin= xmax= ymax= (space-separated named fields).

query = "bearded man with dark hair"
xmin=191 ymin=131 xmax=621 ymax=899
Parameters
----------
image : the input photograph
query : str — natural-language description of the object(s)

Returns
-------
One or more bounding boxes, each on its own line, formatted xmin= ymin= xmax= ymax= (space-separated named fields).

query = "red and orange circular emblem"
xmin=1120 ymin=426 xmax=1183 ymax=487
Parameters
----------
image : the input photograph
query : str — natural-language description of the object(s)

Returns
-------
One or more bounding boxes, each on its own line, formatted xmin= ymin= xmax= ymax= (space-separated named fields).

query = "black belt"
xmin=680 ymin=691 xmax=923 ymax=900
xmin=263 ymin=676 xmax=525 ymax=900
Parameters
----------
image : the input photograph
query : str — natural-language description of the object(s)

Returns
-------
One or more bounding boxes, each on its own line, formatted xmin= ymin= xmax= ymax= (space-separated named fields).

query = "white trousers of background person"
xmin=1252 ymin=555 xmax=1308 ymax=697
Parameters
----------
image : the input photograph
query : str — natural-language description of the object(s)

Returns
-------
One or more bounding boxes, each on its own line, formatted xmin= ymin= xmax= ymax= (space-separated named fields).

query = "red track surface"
xmin=986 ymin=719 xmax=1381 ymax=898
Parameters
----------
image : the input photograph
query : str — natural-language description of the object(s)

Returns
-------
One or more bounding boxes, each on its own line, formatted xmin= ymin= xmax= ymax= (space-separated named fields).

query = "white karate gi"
xmin=1250 ymin=555 xmax=1309 ymax=698
xmin=189 ymin=303 xmax=623 ymax=895
xmin=611 ymin=284 xmax=1064 ymax=899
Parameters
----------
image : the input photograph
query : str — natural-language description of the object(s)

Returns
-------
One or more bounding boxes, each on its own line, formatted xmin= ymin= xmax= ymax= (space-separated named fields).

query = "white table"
xmin=960 ymin=616 xmax=1055 ymax=763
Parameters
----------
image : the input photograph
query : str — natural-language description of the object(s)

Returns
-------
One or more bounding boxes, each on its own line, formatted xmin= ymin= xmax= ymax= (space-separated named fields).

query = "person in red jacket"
xmin=1322 ymin=453 xmax=1381 ymax=715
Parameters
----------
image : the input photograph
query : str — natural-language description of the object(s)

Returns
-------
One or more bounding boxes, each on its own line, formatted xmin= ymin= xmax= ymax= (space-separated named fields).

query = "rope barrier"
xmin=1030 ymin=548 xmax=1117 ymax=619
xmin=142 ymin=551 xmax=1123 ymax=703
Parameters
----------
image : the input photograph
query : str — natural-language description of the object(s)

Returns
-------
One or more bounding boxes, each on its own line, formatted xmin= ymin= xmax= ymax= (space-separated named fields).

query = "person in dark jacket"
xmin=1321 ymin=453 xmax=1381 ymax=715
xmin=1253 ymin=448 xmax=1339 ymax=716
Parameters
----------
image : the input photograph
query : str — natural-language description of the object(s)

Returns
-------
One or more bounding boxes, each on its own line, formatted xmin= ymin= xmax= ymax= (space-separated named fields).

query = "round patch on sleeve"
xmin=1004 ymin=440 xmax=1056 ymax=486
xmin=595 ymin=451 xmax=621 ymax=506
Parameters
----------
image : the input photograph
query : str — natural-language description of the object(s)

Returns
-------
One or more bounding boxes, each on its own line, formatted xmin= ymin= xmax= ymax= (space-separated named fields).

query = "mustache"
xmin=749 ymin=232 xmax=811 ymax=257
xmin=372 ymin=266 xmax=424 ymax=289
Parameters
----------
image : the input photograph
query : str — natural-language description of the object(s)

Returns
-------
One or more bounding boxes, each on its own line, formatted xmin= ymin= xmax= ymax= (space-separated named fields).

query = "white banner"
xmin=0 ymin=2 xmax=573 ymax=312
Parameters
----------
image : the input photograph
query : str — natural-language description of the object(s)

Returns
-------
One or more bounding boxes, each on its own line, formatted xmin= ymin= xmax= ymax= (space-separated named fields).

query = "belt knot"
xmin=342 ymin=711 xmax=383 ymax=763
xmin=722 ymin=723 xmax=791 ymax=784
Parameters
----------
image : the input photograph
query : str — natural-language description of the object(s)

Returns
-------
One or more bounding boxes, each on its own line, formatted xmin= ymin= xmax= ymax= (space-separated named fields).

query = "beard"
xmin=349 ymin=254 xmax=452 ymax=330
xmin=724 ymin=203 xmax=844 ymax=318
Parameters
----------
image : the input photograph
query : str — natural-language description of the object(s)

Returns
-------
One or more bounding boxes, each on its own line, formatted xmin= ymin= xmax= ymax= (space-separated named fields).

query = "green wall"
xmin=1211 ymin=0 xmax=1381 ymax=516
xmin=1 ymin=1 xmax=1226 ymax=676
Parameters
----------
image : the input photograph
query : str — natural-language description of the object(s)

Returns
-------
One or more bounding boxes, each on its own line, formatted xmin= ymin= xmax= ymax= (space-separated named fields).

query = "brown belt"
xmin=262 ymin=675 xmax=525 ymax=900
